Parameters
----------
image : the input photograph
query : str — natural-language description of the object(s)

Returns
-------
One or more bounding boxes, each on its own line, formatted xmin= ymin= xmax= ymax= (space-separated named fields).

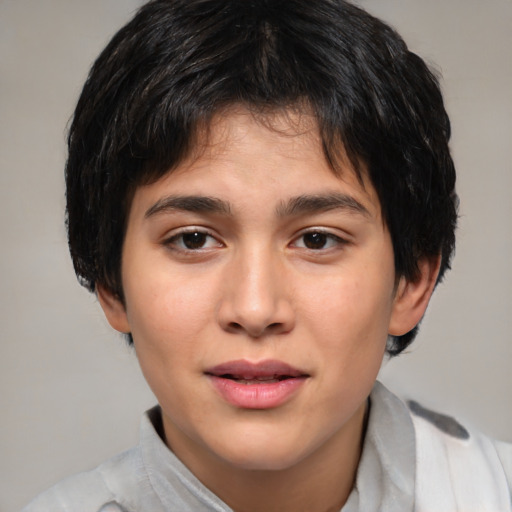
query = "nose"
xmin=216 ymin=247 xmax=295 ymax=338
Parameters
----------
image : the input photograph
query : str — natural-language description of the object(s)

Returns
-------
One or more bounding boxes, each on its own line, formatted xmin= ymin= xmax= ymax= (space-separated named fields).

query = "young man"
xmin=23 ymin=0 xmax=511 ymax=510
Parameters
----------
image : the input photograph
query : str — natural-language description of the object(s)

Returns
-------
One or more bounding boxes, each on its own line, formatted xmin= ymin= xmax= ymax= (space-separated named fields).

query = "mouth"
xmin=215 ymin=375 xmax=295 ymax=384
xmin=205 ymin=359 xmax=309 ymax=409
xmin=205 ymin=359 xmax=307 ymax=382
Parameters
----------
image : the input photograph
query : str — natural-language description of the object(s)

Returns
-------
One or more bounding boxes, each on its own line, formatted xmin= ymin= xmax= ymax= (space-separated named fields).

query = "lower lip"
xmin=208 ymin=376 xmax=307 ymax=409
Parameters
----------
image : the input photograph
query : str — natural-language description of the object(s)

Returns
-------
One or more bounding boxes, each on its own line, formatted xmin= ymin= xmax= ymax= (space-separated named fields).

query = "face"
xmin=99 ymin=108 xmax=434 ymax=478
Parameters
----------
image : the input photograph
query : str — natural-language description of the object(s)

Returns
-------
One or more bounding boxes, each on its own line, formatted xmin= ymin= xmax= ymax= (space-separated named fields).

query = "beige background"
xmin=1 ymin=1 xmax=511 ymax=511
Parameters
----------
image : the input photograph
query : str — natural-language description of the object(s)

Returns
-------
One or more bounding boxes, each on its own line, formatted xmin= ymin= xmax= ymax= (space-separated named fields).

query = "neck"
xmin=166 ymin=402 xmax=367 ymax=512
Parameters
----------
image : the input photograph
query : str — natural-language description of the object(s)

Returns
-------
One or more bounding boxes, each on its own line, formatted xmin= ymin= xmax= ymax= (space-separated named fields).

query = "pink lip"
xmin=205 ymin=359 xmax=309 ymax=409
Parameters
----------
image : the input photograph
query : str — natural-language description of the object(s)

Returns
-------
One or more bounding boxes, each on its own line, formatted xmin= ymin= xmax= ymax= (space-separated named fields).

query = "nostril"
xmin=225 ymin=321 xmax=283 ymax=337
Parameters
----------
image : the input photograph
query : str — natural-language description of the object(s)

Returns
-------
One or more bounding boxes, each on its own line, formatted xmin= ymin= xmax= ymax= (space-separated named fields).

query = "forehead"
xmin=196 ymin=106 xmax=346 ymax=171
xmin=133 ymin=106 xmax=382 ymax=220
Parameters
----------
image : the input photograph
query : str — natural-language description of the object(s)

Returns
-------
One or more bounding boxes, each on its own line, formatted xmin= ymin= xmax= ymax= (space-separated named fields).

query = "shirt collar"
xmin=343 ymin=381 xmax=416 ymax=512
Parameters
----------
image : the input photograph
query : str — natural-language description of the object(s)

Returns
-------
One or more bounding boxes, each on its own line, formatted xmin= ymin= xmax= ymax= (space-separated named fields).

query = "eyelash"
xmin=163 ymin=228 xmax=223 ymax=252
xmin=163 ymin=227 xmax=348 ymax=254
xmin=291 ymin=229 xmax=348 ymax=251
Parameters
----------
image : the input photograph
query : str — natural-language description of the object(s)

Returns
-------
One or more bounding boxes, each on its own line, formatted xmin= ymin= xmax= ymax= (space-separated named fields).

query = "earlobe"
xmin=96 ymin=284 xmax=131 ymax=334
xmin=388 ymin=256 xmax=441 ymax=336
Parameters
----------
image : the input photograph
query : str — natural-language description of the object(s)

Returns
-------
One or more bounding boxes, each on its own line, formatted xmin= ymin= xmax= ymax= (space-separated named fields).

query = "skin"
xmin=99 ymin=107 xmax=439 ymax=512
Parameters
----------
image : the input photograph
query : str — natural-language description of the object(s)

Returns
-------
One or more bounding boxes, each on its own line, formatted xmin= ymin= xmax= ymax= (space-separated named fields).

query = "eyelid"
xmin=290 ymin=227 xmax=351 ymax=250
xmin=162 ymin=226 xmax=224 ymax=251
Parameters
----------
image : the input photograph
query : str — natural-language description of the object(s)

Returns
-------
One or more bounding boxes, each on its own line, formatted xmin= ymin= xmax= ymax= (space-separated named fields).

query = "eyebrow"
xmin=145 ymin=192 xmax=370 ymax=219
xmin=145 ymin=195 xmax=232 ymax=218
xmin=276 ymin=193 xmax=370 ymax=218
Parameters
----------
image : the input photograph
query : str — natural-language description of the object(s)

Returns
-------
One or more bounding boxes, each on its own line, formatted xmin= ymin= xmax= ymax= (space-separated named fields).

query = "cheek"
xmin=305 ymin=274 xmax=394 ymax=339
xmin=298 ymin=267 xmax=393 ymax=385
xmin=125 ymin=267 xmax=216 ymax=342
xmin=125 ymin=275 xmax=214 ymax=413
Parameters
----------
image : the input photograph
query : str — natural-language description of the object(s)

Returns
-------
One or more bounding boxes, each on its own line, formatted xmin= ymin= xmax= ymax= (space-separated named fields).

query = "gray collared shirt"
xmin=22 ymin=382 xmax=511 ymax=512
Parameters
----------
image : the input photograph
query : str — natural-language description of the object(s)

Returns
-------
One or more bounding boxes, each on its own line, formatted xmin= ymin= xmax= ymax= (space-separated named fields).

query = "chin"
xmin=221 ymin=450 xmax=304 ymax=472
xmin=209 ymin=430 xmax=313 ymax=472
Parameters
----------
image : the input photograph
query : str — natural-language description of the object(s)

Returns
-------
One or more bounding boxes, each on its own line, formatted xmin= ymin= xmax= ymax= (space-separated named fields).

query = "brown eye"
xmin=302 ymin=232 xmax=328 ymax=249
xmin=292 ymin=230 xmax=346 ymax=251
xmin=182 ymin=231 xmax=208 ymax=249
xmin=165 ymin=229 xmax=222 ymax=251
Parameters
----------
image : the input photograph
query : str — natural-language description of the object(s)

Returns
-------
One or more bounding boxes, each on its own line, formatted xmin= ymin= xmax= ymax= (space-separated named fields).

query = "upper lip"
xmin=205 ymin=359 xmax=308 ymax=379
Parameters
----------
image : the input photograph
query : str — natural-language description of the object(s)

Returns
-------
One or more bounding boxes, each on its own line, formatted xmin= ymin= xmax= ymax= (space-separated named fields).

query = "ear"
xmin=96 ymin=284 xmax=131 ymax=334
xmin=388 ymin=256 xmax=441 ymax=336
